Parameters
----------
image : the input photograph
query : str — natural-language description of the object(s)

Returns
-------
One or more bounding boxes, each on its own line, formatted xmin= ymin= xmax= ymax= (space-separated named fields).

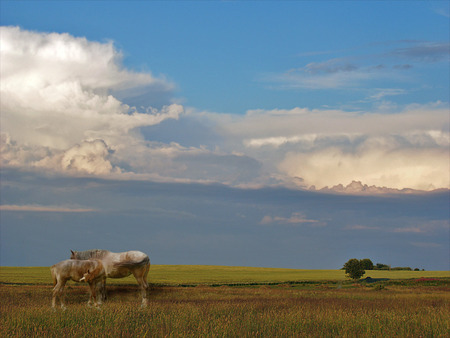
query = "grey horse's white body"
xmin=70 ymin=249 xmax=150 ymax=306
xmin=51 ymin=259 xmax=105 ymax=309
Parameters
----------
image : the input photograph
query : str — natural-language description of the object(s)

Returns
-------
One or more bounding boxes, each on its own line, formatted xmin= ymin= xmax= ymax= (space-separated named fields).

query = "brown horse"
xmin=70 ymin=249 xmax=150 ymax=307
xmin=50 ymin=259 xmax=105 ymax=309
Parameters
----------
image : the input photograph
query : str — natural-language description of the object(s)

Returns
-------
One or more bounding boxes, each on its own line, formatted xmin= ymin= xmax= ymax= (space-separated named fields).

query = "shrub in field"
xmin=343 ymin=258 xmax=365 ymax=280
xmin=373 ymin=283 xmax=385 ymax=291
xmin=374 ymin=263 xmax=390 ymax=270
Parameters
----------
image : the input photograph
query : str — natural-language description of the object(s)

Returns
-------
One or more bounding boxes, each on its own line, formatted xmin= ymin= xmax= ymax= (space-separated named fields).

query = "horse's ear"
xmin=71 ymin=250 xmax=74 ymax=255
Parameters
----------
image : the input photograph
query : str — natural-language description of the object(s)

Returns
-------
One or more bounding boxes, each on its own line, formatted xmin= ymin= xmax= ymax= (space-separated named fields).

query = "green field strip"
xmin=1 ymin=265 xmax=449 ymax=286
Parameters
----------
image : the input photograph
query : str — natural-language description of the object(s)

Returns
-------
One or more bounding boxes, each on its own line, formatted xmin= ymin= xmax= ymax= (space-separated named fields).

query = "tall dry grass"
xmin=1 ymin=283 xmax=448 ymax=337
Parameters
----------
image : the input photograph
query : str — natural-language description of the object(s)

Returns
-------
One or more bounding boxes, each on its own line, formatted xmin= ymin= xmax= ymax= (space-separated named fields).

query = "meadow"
xmin=2 ymin=265 xmax=448 ymax=285
xmin=1 ymin=266 xmax=449 ymax=337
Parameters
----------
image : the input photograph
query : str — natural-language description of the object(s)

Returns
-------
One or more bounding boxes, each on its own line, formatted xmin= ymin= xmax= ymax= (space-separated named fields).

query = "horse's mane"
xmin=76 ymin=249 xmax=110 ymax=260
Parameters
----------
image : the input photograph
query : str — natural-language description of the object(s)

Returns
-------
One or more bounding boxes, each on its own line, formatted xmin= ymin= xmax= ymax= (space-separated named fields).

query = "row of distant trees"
xmin=358 ymin=259 xmax=423 ymax=271
xmin=343 ymin=258 xmax=425 ymax=280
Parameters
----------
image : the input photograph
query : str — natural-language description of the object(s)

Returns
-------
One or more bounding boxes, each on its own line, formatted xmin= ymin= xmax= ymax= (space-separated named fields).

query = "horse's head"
xmin=79 ymin=269 xmax=93 ymax=282
xmin=80 ymin=268 xmax=98 ymax=282
xmin=79 ymin=260 xmax=104 ymax=282
xmin=70 ymin=250 xmax=78 ymax=259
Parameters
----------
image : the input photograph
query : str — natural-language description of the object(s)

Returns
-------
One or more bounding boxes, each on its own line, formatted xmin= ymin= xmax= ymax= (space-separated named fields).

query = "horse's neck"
xmin=100 ymin=252 xmax=116 ymax=265
xmin=90 ymin=250 xmax=110 ymax=259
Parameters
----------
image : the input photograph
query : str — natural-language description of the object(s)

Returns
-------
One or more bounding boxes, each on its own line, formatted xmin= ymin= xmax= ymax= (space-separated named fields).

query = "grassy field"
xmin=1 ymin=265 xmax=449 ymax=285
xmin=1 ymin=266 xmax=449 ymax=337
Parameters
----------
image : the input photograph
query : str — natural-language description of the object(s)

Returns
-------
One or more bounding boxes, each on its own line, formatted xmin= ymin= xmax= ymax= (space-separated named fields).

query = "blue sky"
xmin=0 ymin=1 xmax=449 ymax=269
xmin=2 ymin=1 xmax=449 ymax=113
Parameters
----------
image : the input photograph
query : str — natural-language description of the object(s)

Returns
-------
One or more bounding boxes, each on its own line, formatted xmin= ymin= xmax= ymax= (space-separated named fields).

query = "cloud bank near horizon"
xmin=1 ymin=27 xmax=449 ymax=191
xmin=206 ymin=104 xmax=449 ymax=190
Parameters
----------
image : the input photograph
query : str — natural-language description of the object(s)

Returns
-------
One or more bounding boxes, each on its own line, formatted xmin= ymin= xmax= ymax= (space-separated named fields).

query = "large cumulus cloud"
xmin=0 ymin=27 xmax=262 ymax=183
xmin=0 ymin=27 xmax=181 ymax=173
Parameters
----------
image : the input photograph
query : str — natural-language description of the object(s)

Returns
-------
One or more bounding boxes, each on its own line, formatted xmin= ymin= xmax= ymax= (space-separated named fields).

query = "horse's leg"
xmin=52 ymin=282 xmax=60 ymax=309
xmin=142 ymin=263 xmax=150 ymax=307
xmin=143 ymin=263 xmax=150 ymax=290
xmin=95 ymin=277 xmax=106 ymax=302
xmin=88 ymin=281 xmax=100 ymax=308
xmin=100 ymin=277 xmax=107 ymax=302
xmin=93 ymin=277 xmax=104 ymax=304
xmin=87 ymin=283 xmax=94 ymax=307
xmin=53 ymin=280 xmax=67 ymax=310
xmin=97 ymin=282 xmax=103 ymax=305
xmin=132 ymin=268 xmax=148 ymax=307
xmin=88 ymin=283 xmax=97 ymax=307
xmin=60 ymin=281 xmax=67 ymax=310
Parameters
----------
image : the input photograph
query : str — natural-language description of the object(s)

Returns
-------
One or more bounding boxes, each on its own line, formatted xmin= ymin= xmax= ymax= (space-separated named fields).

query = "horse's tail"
xmin=116 ymin=256 xmax=150 ymax=268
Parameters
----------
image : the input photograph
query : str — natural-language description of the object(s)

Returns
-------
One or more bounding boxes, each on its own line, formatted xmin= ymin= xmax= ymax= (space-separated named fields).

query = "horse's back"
xmin=102 ymin=251 xmax=149 ymax=278
xmin=52 ymin=259 xmax=102 ymax=282
xmin=118 ymin=250 xmax=149 ymax=263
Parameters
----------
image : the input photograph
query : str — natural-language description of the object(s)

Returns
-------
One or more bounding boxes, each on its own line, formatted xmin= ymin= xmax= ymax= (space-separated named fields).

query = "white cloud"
xmin=279 ymin=144 xmax=449 ymax=191
xmin=260 ymin=212 xmax=325 ymax=226
xmin=368 ymin=88 xmax=407 ymax=100
xmin=0 ymin=204 xmax=96 ymax=212
xmin=1 ymin=27 xmax=448 ymax=192
xmin=393 ymin=227 xmax=424 ymax=233
xmin=218 ymin=104 xmax=449 ymax=143
xmin=267 ymin=58 xmax=400 ymax=90
xmin=207 ymin=103 xmax=449 ymax=191
xmin=0 ymin=26 xmax=183 ymax=175
xmin=42 ymin=139 xmax=116 ymax=175
xmin=0 ymin=27 xmax=263 ymax=187
xmin=344 ymin=225 xmax=382 ymax=231
xmin=0 ymin=27 xmax=181 ymax=147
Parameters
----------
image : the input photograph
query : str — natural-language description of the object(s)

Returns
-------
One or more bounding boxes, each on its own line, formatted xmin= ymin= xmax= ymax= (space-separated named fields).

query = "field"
xmin=2 ymin=265 xmax=448 ymax=285
xmin=1 ymin=266 xmax=449 ymax=337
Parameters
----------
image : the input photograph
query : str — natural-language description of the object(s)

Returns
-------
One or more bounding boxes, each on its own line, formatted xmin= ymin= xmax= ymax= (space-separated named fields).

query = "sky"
xmin=0 ymin=1 xmax=449 ymax=270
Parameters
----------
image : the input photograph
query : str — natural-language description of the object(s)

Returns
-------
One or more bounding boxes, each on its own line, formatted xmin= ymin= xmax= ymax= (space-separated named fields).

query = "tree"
xmin=375 ymin=263 xmax=390 ymax=270
xmin=360 ymin=258 xmax=374 ymax=270
xmin=343 ymin=258 xmax=365 ymax=280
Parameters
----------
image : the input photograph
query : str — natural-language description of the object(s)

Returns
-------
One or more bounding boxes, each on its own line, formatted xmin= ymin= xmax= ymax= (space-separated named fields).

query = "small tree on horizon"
xmin=360 ymin=258 xmax=374 ymax=270
xmin=343 ymin=258 xmax=365 ymax=280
